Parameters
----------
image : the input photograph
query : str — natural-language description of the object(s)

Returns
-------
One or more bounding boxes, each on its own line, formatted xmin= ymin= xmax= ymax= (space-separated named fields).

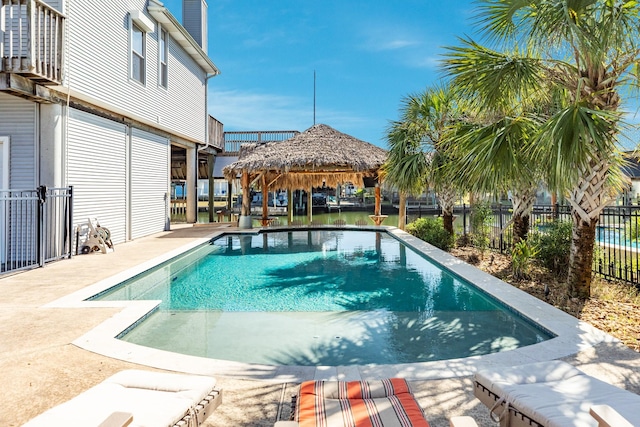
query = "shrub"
xmin=471 ymin=201 xmax=492 ymax=255
xmin=511 ymin=239 xmax=538 ymax=279
xmin=406 ymin=217 xmax=454 ymax=251
xmin=530 ymin=220 xmax=572 ymax=278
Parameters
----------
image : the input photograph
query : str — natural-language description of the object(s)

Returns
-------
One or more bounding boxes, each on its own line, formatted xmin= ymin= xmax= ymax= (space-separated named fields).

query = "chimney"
xmin=183 ymin=0 xmax=208 ymax=53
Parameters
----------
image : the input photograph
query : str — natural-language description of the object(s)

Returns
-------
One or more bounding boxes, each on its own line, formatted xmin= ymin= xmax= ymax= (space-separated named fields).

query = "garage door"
xmin=67 ymin=108 xmax=127 ymax=244
xmin=131 ymin=128 xmax=169 ymax=239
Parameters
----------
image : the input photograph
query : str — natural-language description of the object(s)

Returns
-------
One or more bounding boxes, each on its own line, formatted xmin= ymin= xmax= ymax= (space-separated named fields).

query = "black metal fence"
xmin=408 ymin=203 xmax=640 ymax=286
xmin=0 ymin=186 xmax=73 ymax=275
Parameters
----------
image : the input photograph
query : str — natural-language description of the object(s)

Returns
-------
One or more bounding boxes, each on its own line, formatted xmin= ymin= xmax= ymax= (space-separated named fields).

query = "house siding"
xmin=0 ymin=93 xmax=36 ymax=189
xmin=130 ymin=127 xmax=169 ymax=239
xmin=67 ymin=108 xmax=127 ymax=244
xmin=65 ymin=0 xmax=207 ymax=143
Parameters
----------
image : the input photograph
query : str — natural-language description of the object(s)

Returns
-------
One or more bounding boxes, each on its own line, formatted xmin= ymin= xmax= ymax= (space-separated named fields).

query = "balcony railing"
xmin=1 ymin=0 xmax=65 ymax=85
xmin=223 ymin=130 xmax=300 ymax=154
xmin=208 ymin=116 xmax=224 ymax=151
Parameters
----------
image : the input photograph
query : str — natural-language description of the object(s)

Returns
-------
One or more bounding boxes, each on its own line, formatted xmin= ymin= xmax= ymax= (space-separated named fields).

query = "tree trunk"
xmin=398 ymin=192 xmax=407 ymax=230
xmin=567 ymin=214 xmax=598 ymax=298
xmin=510 ymin=186 xmax=536 ymax=246
xmin=512 ymin=214 xmax=530 ymax=245
xmin=437 ymin=186 xmax=457 ymax=236
xmin=566 ymin=156 xmax=613 ymax=299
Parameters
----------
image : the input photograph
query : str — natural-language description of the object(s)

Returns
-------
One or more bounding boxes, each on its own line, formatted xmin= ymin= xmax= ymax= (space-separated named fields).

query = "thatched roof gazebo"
xmin=223 ymin=123 xmax=388 ymax=228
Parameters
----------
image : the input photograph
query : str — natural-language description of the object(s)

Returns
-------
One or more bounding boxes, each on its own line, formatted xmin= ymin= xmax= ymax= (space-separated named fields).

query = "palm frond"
xmin=534 ymin=102 xmax=622 ymax=191
xmin=443 ymin=38 xmax=546 ymax=113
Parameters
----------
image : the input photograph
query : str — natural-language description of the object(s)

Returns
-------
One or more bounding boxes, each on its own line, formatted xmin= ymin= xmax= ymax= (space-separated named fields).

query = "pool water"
xmin=95 ymin=230 xmax=552 ymax=365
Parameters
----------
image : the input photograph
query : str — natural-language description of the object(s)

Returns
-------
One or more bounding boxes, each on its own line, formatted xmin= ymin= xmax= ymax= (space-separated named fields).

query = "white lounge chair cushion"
xmin=475 ymin=360 xmax=640 ymax=427
xmin=23 ymin=370 xmax=217 ymax=427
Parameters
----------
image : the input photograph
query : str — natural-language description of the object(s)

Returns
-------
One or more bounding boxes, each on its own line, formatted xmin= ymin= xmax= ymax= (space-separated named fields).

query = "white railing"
xmin=1 ymin=0 xmax=65 ymax=84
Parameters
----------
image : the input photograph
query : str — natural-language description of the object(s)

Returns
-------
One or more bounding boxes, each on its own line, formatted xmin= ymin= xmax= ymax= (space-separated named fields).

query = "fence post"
xmin=37 ymin=185 xmax=47 ymax=267
xmin=462 ymin=203 xmax=467 ymax=237
xmin=67 ymin=186 xmax=74 ymax=258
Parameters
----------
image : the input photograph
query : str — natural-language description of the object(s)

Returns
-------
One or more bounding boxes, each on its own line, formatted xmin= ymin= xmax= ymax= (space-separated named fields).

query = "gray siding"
xmin=0 ymin=93 xmax=36 ymax=188
xmin=67 ymin=108 xmax=127 ymax=244
xmin=66 ymin=0 xmax=207 ymax=142
xmin=130 ymin=128 xmax=169 ymax=239
xmin=182 ymin=0 xmax=207 ymax=51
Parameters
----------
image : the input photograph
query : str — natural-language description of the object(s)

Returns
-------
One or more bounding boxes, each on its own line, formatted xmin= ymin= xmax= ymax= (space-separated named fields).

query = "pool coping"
xmin=45 ymin=226 xmax=617 ymax=382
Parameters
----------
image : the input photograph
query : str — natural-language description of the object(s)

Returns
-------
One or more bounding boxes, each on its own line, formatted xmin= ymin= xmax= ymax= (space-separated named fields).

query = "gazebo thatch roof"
xmin=223 ymin=123 xmax=388 ymax=189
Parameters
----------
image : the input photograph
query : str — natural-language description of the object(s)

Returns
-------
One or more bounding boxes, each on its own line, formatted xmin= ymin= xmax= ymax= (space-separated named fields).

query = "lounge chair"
xmin=22 ymin=369 xmax=222 ymax=427
xmin=449 ymin=405 xmax=634 ymax=427
xmin=275 ymin=378 xmax=430 ymax=427
xmin=470 ymin=360 xmax=640 ymax=427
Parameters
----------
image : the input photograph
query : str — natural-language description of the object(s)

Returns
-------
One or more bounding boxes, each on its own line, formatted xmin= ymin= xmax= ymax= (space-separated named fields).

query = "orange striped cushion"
xmin=297 ymin=379 xmax=430 ymax=427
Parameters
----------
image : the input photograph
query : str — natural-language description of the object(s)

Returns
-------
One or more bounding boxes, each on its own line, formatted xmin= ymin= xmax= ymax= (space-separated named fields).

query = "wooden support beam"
xmin=0 ymin=73 xmax=54 ymax=102
xmin=241 ymin=171 xmax=251 ymax=217
xmin=261 ymin=173 xmax=269 ymax=225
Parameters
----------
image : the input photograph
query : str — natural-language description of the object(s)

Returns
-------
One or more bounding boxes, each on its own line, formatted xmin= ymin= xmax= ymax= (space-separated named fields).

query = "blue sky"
xmin=162 ymin=1 xmax=478 ymax=148
xmin=162 ymin=1 xmax=639 ymax=150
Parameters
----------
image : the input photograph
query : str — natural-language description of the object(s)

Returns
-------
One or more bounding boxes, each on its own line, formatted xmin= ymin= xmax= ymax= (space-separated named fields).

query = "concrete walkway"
xmin=1 ymin=224 xmax=639 ymax=426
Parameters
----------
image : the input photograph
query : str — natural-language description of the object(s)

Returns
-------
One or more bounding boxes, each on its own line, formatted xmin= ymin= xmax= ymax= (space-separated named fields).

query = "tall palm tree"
xmin=443 ymin=0 xmax=639 ymax=298
xmin=384 ymin=84 xmax=463 ymax=234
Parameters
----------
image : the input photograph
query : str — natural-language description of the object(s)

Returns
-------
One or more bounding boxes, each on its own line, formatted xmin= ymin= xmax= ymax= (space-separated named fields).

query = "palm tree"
xmin=443 ymin=0 xmax=639 ymax=298
xmin=384 ymin=84 xmax=463 ymax=234
xmin=447 ymin=114 xmax=542 ymax=246
xmin=383 ymin=121 xmax=428 ymax=230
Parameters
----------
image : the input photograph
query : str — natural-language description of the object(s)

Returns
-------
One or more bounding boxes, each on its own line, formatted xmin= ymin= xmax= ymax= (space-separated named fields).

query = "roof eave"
xmin=147 ymin=1 xmax=220 ymax=76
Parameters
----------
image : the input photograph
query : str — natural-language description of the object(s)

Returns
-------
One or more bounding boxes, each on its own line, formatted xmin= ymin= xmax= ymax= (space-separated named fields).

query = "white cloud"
xmin=359 ymin=26 xmax=420 ymax=52
xmin=207 ymin=88 xmax=370 ymax=134
xmin=208 ymin=89 xmax=309 ymax=130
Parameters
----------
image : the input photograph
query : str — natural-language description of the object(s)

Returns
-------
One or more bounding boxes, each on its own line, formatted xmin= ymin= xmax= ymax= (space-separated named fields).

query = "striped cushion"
xmin=297 ymin=379 xmax=430 ymax=427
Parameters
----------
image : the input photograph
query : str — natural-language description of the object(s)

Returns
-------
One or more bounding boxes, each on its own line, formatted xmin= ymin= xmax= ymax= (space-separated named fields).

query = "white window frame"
xmin=159 ymin=27 xmax=168 ymax=89
xmin=130 ymin=21 xmax=146 ymax=85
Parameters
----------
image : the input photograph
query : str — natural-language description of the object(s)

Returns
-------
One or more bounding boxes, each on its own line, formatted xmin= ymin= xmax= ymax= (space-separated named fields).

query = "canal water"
xmin=183 ymin=210 xmax=402 ymax=228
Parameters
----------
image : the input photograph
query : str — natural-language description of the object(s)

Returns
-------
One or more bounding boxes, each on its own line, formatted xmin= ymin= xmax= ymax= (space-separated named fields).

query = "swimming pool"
xmin=92 ymin=229 xmax=552 ymax=366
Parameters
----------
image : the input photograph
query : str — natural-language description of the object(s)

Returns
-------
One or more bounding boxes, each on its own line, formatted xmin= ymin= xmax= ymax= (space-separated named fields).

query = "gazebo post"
xmin=287 ymin=188 xmax=293 ymax=224
xmin=307 ymin=186 xmax=313 ymax=223
xmin=239 ymin=171 xmax=252 ymax=229
xmin=369 ymin=182 xmax=388 ymax=226
xmin=261 ymin=173 xmax=269 ymax=226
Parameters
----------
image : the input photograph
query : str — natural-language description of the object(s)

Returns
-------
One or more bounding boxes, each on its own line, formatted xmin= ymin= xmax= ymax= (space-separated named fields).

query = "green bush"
xmin=530 ymin=220 xmax=572 ymax=278
xmin=471 ymin=202 xmax=492 ymax=254
xmin=511 ymin=239 xmax=538 ymax=279
xmin=406 ymin=217 xmax=454 ymax=251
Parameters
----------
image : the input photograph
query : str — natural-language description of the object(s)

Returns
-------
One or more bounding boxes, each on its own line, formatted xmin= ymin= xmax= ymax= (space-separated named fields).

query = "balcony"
xmin=222 ymin=130 xmax=300 ymax=155
xmin=1 ymin=0 xmax=65 ymax=86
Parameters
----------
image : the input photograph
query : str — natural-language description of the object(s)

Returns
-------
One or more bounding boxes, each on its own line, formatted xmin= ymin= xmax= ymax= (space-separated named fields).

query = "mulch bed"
xmin=450 ymin=246 xmax=640 ymax=353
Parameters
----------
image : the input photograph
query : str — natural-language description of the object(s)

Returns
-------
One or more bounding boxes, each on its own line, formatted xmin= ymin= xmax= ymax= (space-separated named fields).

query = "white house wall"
xmin=0 ymin=93 xmax=36 ymax=189
xmin=65 ymin=0 xmax=207 ymax=143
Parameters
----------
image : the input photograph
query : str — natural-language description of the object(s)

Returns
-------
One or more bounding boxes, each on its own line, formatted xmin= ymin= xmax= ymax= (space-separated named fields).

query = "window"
xmin=131 ymin=23 xmax=145 ymax=84
xmin=159 ymin=28 xmax=168 ymax=88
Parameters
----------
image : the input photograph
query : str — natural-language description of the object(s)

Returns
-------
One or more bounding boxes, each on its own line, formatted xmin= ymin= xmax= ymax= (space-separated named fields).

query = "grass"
xmin=450 ymin=246 xmax=640 ymax=352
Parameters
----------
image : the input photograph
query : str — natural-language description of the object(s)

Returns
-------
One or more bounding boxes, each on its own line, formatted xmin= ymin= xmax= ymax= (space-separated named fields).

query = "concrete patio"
xmin=1 ymin=223 xmax=639 ymax=426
